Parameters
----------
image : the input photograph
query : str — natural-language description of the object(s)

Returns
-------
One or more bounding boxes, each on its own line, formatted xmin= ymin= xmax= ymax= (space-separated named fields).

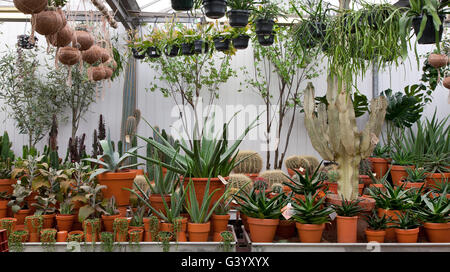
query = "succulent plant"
xmin=359 ymin=158 xmax=372 ymax=176
xmin=232 ymin=151 xmax=263 ymax=174
xmin=228 ymin=174 xmax=252 ymax=194
xmin=303 ymin=156 xmax=320 ymax=173
xmin=259 ymin=169 xmax=290 ymax=187
xmin=284 ymin=155 xmax=309 ymax=171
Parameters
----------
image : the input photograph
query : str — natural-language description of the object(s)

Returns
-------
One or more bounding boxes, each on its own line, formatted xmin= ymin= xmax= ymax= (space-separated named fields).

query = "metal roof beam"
xmin=105 ymin=0 xmax=140 ymax=30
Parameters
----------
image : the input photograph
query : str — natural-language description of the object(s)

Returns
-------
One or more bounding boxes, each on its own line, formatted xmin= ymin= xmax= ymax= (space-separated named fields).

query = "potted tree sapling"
xmin=331 ymin=196 xmax=365 ymax=243
xmin=226 ymin=0 xmax=255 ymax=28
xmin=416 ymin=193 xmax=450 ymax=242
xmin=363 ymin=210 xmax=393 ymax=243
xmin=83 ymin=130 xmax=140 ymax=215
xmin=292 ymin=192 xmax=333 ymax=243
xmin=393 ymin=210 xmax=421 ymax=243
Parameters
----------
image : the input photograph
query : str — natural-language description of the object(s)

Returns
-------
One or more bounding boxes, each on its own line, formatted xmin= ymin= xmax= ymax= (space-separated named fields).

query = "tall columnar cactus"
xmin=303 ymin=78 xmax=387 ymax=200
xmin=0 ymin=132 xmax=14 ymax=163
xmin=48 ymin=115 xmax=59 ymax=169
xmin=259 ymin=170 xmax=290 ymax=187
xmin=232 ymin=151 xmax=263 ymax=174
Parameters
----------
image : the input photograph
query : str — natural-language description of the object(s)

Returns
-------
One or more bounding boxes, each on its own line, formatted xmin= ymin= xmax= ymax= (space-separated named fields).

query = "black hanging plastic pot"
xmin=181 ymin=43 xmax=195 ymax=55
xmin=255 ymin=19 xmax=275 ymax=35
xmin=171 ymin=0 xmax=194 ymax=11
xmin=257 ymin=32 xmax=275 ymax=46
xmin=203 ymin=0 xmax=227 ymax=19
xmin=227 ymin=10 xmax=250 ymax=28
xmin=232 ymin=34 xmax=250 ymax=50
xmin=194 ymin=39 xmax=209 ymax=54
xmin=308 ymin=21 xmax=326 ymax=40
xmin=213 ymin=37 xmax=230 ymax=51
xmin=412 ymin=15 xmax=444 ymax=44
xmin=147 ymin=46 xmax=161 ymax=58
xmin=132 ymin=48 xmax=147 ymax=59
xmin=165 ymin=45 xmax=180 ymax=57
xmin=17 ymin=35 xmax=37 ymax=49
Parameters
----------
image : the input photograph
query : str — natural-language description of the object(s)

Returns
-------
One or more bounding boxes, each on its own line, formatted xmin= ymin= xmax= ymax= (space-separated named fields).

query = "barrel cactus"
xmin=303 ymin=156 xmax=320 ymax=173
xmin=228 ymin=174 xmax=252 ymax=193
xmin=259 ymin=170 xmax=290 ymax=187
xmin=232 ymin=151 xmax=263 ymax=174
xmin=284 ymin=156 xmax=310 ymax=172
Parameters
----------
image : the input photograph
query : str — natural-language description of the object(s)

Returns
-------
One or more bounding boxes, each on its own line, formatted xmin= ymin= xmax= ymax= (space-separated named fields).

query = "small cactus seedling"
xmin=253 ymin=177 xmax=268 ymax=191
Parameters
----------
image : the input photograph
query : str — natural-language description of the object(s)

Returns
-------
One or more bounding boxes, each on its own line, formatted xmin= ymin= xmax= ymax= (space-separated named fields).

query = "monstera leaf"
xmin=381 ymin=87 xmax=424 ymax=129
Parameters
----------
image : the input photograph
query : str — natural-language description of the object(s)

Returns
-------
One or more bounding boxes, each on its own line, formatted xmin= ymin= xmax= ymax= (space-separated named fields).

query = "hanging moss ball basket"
xmin=164 ymin=45 xmax=180 ymax=57
xmin=257 ymin=32 xmax=275 ymax=46
xmin=82 ymin=45 xmax=103 ymax=65
xmin=100 ymin=48 xmax=110 ymax=63
xmin=74 ymin=26 xmax=94 ymax=51
xmin=232 ymin=34 xmax=250 ymax=50
xmin=203 ymin=0 xmax=226 ymax=19
xmin=103 ymin=67 xmax=113 ymax=80
xmin=443 ymin=77 xmax=450 ymax=89
xmin=48 ymin=25 xmax=73 ymax=48
xmin=181 ymin=43 xmax=195 ymax=55
xmin=132 ymin=48 xmax=146 ymax=59
xmin=17 ymin=34 xmax=38 ymax=49
xmin=171 ymin=0 xmax=194 ymax=11
xmin=213 ymin=37 xmax=230 ymax=51
xmin=194 ymin=40 xmax=209 ymax=54
xmin=412 ymin=15 xmax=444 ymax=44
xmin=89 ymin=66 xmax=106 ymax=81
xmin=58 ymin=46 xmax=81 ymax=66
xmin=427 ymin=53 xmax=448 ymax=69
xmin=147 ymin=46 xmax=161 ymax=58
xmin=13 ymin=0 xmax=47 ymax=14
xmin=227 ymin=10 xmax=250 ymax=28
xmin=35 ymin=8 xmax=64 ymax=36
xmin=255 ymin=19 xmax=275 ymax=35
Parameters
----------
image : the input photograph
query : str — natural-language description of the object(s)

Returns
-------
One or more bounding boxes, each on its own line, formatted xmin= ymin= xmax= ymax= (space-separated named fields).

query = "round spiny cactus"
xmin=232 ymin=151 xmax=263 ymax=174
xmin=259 ymin=170 xmax=290 ymax=187
xmin=285 ymin=155 xmax=311 ymax=171
xmin=270 ymin=183 xmax=284 ymax=194
xmin=130 ymin=174 xmax=148 ymax=202
xmin=302 ymin=155 xmax=320 ymax=173
xmin=228 ymin=174 xmax=252 ymax=193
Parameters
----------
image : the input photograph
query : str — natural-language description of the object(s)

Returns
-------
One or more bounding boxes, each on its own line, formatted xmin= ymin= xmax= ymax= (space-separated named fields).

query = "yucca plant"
xmin=291 ymin=192 xmax=333 ymax=224
xmin=233 ymin=186 xmax=288 ymax=219
xmin=284 ymin=161 xmax=326 ymax=196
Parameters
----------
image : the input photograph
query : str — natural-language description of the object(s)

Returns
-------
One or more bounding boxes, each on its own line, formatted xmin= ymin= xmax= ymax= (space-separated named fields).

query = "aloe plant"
xmin=284 ymin=161 xmax=326 ymax=196
xmin=233 ymin=186 xmax=289 ymax=219
xmin=364 ymin=210 xmax=393 ymax=230
xmin=292 ymin=192 xmax=333 ymax=224
xmin=416 ymin=192 xmax=450 ymax=223
xmin=332 ymin=196 xmax=365 ymax=217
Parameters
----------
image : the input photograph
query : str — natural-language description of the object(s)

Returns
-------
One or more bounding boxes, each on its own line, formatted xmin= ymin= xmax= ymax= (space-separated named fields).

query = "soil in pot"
xmin=365 ymin=229 xmax=386 ymax=243
xmin=227 ymin=10 xmax=250 ymax=28
xmin=188 ymin=221 xmax=211 ymax=242
xmin=423 ymin=222 xmax=450 ymax=243
xmin=395 ymin=228 xmax=419 ymax=243
xmin=255 ymin=19 xmax=275 ymax=35
xmin=203 ymin=0 xmax=226 ymax=19
xmin=171 ymin=0 xmax=194 ymax=11
xmin=296 ymin=223 xmax=325 ymax=243
xmin=247 ymin=217 xmax=279 ymax=243
xmin=232 ymin=35 xmax=250 ymax=50
xmin=412 ymin=15 xmax=444 ymax=44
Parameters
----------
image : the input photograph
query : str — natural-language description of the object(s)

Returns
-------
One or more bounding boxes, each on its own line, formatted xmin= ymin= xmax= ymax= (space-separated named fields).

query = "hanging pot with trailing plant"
xmin=213 ymin=37 xmax=230 ymax=51
xmin=227 ymin=10 xmax=251 ymax=28
xmin=411 ymin=15 xmax=445 ymax=44
xmin=194 ymin=40 xmax=209 ymax=54
xmin=232 ymin=34 xmax=250 ymax=50
xmin=147 ymin=47 xmax=161 ymax=58
xmin=257 ymin=32 xmax=275 ymax=46
xmin=171 ymin=0 xmax=194 ymax=11
xmin=203 ymin=0 xmax=227 ymax=19
xmin=164 ymin=44 xmax=180 ymax=57
xmin=255 ymin=19 xmax=275 ymax=35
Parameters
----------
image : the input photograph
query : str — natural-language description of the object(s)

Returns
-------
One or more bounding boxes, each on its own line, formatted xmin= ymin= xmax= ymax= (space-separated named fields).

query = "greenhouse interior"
xmin=0 ymin=0 xmax=448 ymax=254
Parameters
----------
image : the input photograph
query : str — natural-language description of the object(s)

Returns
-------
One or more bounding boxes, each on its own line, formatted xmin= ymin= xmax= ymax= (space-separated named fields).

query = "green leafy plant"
xmin=368 ymin=181 xmax=410 ymax=210
xmin=332 ymin=196 xmax=365 ymax=217
xmin=233 ymin=186 xmax=288 ymax=219
xmin=251 ymin=0 xmax=285 ymax=21
xmin=100 ymin=196 xmax=119 ymax=216
xmin=129 ymin=206 xmax=145 ymax=227
xmin=33 ymin=194 xmax=57 ymax=215
xmin=227 ymin=0 xmax=256 ymax=11
xmin=77 ymin=184 xmax=107 ymax=222
xmin=292 ymin=192 xmax=333 ymax=224
xmin=364 ymin=210 xmax=393 ymax=230
xmin=394 ymin=210 xmax=421 ymax=230
xmin=390 ymin=149 xmax=415 ymax=166
xmin=9 ymin=230 xmax=28 ymax=252
xmin=405 ymin=167 xmax=427 ymax=183
xmin=157 ymin=231 xmax=172 ymax=252
xmin=100 ymin=232 xmax=115 ymax=252
xmin=416 ymin=193 xmax=450 ymax=223
xmin=284 ymin=161 xmax=326 ymax=196
xmin=40 ymin=228 xmax=57 ymax=252
xmin=372 ymin=144 xmax=391 ymax=158
xmin=219 ymin=231 xmax=234 ymax=252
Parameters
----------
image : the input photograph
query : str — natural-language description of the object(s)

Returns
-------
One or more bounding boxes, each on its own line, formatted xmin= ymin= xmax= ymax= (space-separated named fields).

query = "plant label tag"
xmin=218 ymin=175 xmax=228 ymax=185
xmin=329 ymin=211 xmax=337 ymax=221
xmin=125 ymin=135 xmax=131 ymax=144
xmin=281 ymin=203 xmax=294 ymax=220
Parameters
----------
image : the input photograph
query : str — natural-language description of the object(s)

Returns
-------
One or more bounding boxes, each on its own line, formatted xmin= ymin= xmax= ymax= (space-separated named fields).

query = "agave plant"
xmin=367 ymin=181 xmax=411 ymax=210
xmin=331 ymin=196 xmax=365 ymax=217
xmin=416 ymin=193 xmax=450 ymax=223
xmin=364 ymin=210 xmax=393 ymax=231
xmin=283 ymin=161 xmax=326 ymax=196
xmin=291 ymin=192 xmax=333 ymax=224
xmin=233 ymin=186 xmax=289 ymax=219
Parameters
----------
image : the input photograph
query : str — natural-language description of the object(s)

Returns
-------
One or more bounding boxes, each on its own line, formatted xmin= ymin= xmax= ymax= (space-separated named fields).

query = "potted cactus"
xmin=393 ymin=210 xmax=421 ymax=243
xmin=416 ymin=193 xmax=450 ymax=243
xmin=232 ymin=151 xmax=263 ymax=180
xmin=331 ymin=196 xmax=365 ymax=243
xmin=363 ymin=210 xmax=392 ymax=243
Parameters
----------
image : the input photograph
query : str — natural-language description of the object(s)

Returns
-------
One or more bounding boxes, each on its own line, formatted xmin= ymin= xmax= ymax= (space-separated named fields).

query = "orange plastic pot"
xmin=57 ymin=231 xmax=68 ymax=242
xmin=56 ymin=214 xmax=75 ymax=232
xmin=128 ymin=229 xmax=144 ymax=242
xmin=378 ymin=208 xmax=403 ymax=241
xmin=365 ymin=229 xmax=386 ymax=243
xmin=395 ymin=228 xmax=419 ymax=243
xmin=14 ymin=209 xmax=30 ymax=225
xmin=0 ymin=200 xmax=8 ymax=218
xmin=425 ymin=172 xmax=450 ymax=188
xmin=42 ymin=214 xmax=55 ymax=229
xmin=0 ymin=179 xmax=14 ymax=194
xmin=96 ymin=170 xmax=137 ymax=208
xmin=149 ymin=194 xmax=171 ymax=219
xmin=391 ymin=165 xmax=414 ymax=185
xmin=188 ymin=222 xmax=211 ymax=242
xmin=276 ymin=219 xmax=296 ymax=239
xmin=247 ymin=217 xmax=279 ymax=243
xmin=183 ymin=177 xmax=227 ymax=211
xmin=369 ymin=157 xmax=389 ymax=178
xmin=336 ymin=215 xmax=358 ymax=243
xmin=211 ymin=213 xmax=230 ymax=234
xmin=296 ymin=222 xmax=325 ymax=243
xmin=160 ymin=218 xmax=188 ymax=242
xmin=101 ymin=214 xmax=120 ymax=233
xmin=423 ymin=222 xmax=450 ymax=243
xmin=83 ymin=220 xmax=101 ymax=242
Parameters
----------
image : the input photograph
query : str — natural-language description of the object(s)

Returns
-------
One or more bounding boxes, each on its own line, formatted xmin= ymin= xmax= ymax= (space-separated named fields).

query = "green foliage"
xmin=0 ymin=131 xmax=14 ymax=179
xmin=372 ymin=144 xmax=391 ymax=158
xmin=129 ymin=206 xmax=145 ymax=227
xmin=331 ymin=196 xmax=365 ymax=217
xmin=227 ymin=0 xmax=256 ymax=10
xmin=405 ymin=167 xmax=427 ymax=183
xmin=284 ymin=161 xmax=326 ymax=196
xmin=219 ymin=231 xmax=234 ymax=252
xmin=100 ymin=232 xmax=115 ymax=252
xmin=251 ymin=0 xmax=286 ymax=20
xmin=233 ymin=186 xmax=289 ymax=219
xmin=394 ymin=210 xmax=421 ymax=230
xmin=368 ymin=181 xmax=410 ymax=210
xmin=292 ymin=192 xmax=333 ymax=224
xmin=9 ymin=230 xmax=28 ymax=252
xmin=364 ymin=210 xmax=393 ymax=230
xmin=416 ymin=193 xmax=450 ymax=223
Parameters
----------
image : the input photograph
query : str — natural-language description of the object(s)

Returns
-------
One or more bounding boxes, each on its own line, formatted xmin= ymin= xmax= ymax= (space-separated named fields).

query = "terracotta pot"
xmin=35 ymin=9 xmax=63 ymax=35
xmin=58 ymin=46 xmax=81 ymax=66
xmin=428 ymin=53 xmax=448 ymax=68
xmin=336 ymin=215 xmax=358 ymax=243
xmin=113 ymin=217 xmax=129 ymax=242
xmin=56 ymin=231 xmax=68 ymax=242
xmin=0 ymin=217 xmax=17 ymax=237
xmin=40 ymin=228 xmax=57 ymax=242
xmin=358 ymin=184 xmax=365 ymax=196
xmin=42 ymin=214 xmax=55 ymax=229
xmin=81 ymin=45 xmax=102 ymax=64
xmin=83 ymin=220 xmax=101 ymax=242
xmin=395 ymin=228 xmax=419 ymax=243
xmin=13 ymin=0 xmax=47 ymax=14
xmin=11 ymin=230 xmax=29 ymax=243
xmin=368 ymin=157 xmax=388 ymax=178
xmin=324 ymin=181 xmax=338 ymax=194
xmin=365 ymin=229 xmax=386 ymax=243
xmin=103 ymin=67 xmax=113 ymax=79
xmin=74 ymin=29 xmax=94 ymax=51
xmin=247 ymin=217 xmax=279 ymax=243
xmin=378 ymin=208 xmax=403 ymax=241
xmin=149 ymin=194 xmax=171 ymax=219
xmin=211 ymin=213 xmax=230 ymax=234
xmin=14 ymin=209 xmax=30 ymax=225
xmin=391 ymin=165 xmax=414 ymax=185
xmin=0 ymin=200 xmax=7 ymax=219
xmin=143 ymin=217 xmax=159 ymax=242
xmin=296 ymin=222 xmax=325 ymax=243
xmin=240 ymin=212 xmax=250 ymax=232
xmin=96 ymin=170 xmax=137 ymax=209
xmin=160 ymin=218 xmax=188 ymax=242
xmin=327 ymin=194 xmax=375 ymax=212
xmin=183 ymin=177 xmax=227 ymax=211
xmin=423 ymin=222 xmax=450 ymax=243
xmin=128 ymin=229 xmax=144 ymax=242
xmin=68 ymin=230 xmax=84 ymax=242
xmin=425 ymin=172 xmax=450 ymax=188
xmin=0 ymin=179 xmax=14 ymax=194
xmin=48 ymin=24 xmax=73 ymax=47
xmin=276 ymin=219 xmax=296 ymax=239
xmin=25 ymin=191 xmax=38 ymax=214
xmin=56 ymin=214 xmax=74 ymax=232
xmin=398 ymin=181 xmax=425 ymax=190
xmin=359 ymin=175 xmax=371 ymax=187
xmin=188 ymin=222 xmax=211 ymax=242
xmin=244 ymin=173 xmax=259 ymax=181
xmin=101 ymin=214 xmax=120 ymax=233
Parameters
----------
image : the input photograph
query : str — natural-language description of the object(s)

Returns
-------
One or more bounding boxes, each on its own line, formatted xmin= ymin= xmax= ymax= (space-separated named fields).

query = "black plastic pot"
xmin=257 ymin=32 xmax=275 ymax=46
xmin=181 ymin=43 xmax=195 ymax=55
xmin=171 ymin=0 xmax=194 ymax=11
xmin=213 ymin=37 xmax=230 ymax=51
xmin=203 ymin=0 xmax=227 ymax=19
xmin=227 ymin=10 xmax=250 ymax=28
xmin=194 ymin=39 xmax=209 ymax=54
xmin=165 ymin=45 xmax=180 ymax=57
xmin=132 ymin=48 xmax=147 ymax=59
xmin=232 ymin=34 xmax=250 ymax=50
xmin=147 ymin=46 xmax=161 ymax=58
xmin=308 ymin=21 xmax=326 ymax=40
xmin=412 ymin=15 xmax=444 ymax=44
xmin=17 ymin=35 xmax=38 ymax=49
xmin=255 ymin=19 xmax=275 ymax=35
